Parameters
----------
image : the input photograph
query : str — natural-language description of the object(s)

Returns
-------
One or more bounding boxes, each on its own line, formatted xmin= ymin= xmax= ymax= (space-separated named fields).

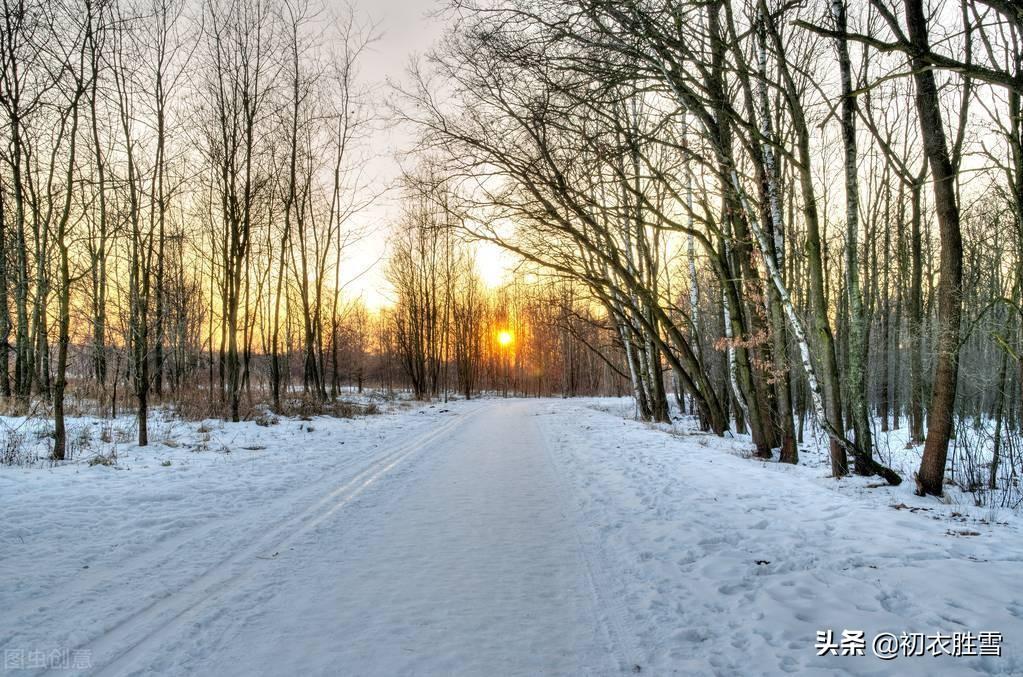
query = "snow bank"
xmin=544 ymin=399 xmax=1023 ymax=675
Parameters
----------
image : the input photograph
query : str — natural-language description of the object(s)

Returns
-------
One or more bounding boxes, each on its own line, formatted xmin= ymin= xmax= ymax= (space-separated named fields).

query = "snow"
xmin=548 ymin=398 xmax=1023 ymax=675
xmin=1 ymin=397 xmax=1021 ymax=675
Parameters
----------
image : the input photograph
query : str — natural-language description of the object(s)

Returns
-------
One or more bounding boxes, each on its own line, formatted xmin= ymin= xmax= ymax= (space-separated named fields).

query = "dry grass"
xmin=1 ymin=429 xmax=34 ymax=466
xmin=278 ymin=394 xmax=382 ymax=420
xmin=87 ymin=452 xmax=117 ymax=467
xmin=0 ymin=381 xmax=386 ymax=468
xmin=0 ymin=397 xmax=29 ymax=418
xmin=168 ymin=386 xmax=227 ymax=422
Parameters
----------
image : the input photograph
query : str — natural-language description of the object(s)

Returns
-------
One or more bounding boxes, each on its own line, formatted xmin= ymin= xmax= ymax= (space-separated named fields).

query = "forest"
xmin=1 ymin=0 xmax=1022 ymax=505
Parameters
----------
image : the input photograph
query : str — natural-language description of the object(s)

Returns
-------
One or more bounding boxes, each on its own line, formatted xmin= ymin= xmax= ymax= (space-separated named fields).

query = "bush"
xmin=1 ymin=430 xmax=33 ymax=466
xmin=333 ymin=400 xmax=359 ymax=418
xmin=68 ymin=425 xmax=93 ymax=460
xmin=255 ymin=412 xmax=279 ymax=427
xmin=88 ymin=452 xmax=117 ymax=467
xmin=0 ymin=397 xmax=29 ymax=417
xmin=167 ymin=386 xmax=223 ymax=421
xmin=288 ymin=395 xmax=329 ymax=419
xmin=195 ymin=430 xmax=212 ymax=452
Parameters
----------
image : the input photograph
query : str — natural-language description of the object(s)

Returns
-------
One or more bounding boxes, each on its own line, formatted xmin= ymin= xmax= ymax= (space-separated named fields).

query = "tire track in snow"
xmin=4 ymin=411 xmax=468 ymax=634
xmin=40 ymin=404 xmax=486 ymax=677
xmin=534 ymin=405 xmax=643 ymax=674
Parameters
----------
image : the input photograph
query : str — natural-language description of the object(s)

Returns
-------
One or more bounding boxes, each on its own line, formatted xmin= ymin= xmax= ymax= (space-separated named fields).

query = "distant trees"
xmin=388 ymin=173 xmax=488 ymax=401
xmin=388 ymin=193 xmax=447 ymax=401
xmin=386 ymin=169 xmax=630 ymax=401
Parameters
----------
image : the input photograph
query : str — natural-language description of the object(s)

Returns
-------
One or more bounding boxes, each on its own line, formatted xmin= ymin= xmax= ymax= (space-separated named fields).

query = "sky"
xmin=337 ymin=0 xmax=512 ymax=310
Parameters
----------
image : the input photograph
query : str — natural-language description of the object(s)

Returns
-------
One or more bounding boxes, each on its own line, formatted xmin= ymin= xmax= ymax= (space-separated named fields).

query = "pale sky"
xmin=333 ymin=0 xmax=511 ymax=310
xmin=331 ymin=0 xmax=438 ymax=310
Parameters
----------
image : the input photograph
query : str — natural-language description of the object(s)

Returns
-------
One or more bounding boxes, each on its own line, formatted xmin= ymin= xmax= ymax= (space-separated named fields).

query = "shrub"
xmin=88 ymin=452 xmax=117 ymax=467
xmin=68 ymin=425 xmax=93 ymax=460
xmin=1 ymin=430 xmax=33 ymax=466
xmin=255 ymin=412 xmax=279 ymax=427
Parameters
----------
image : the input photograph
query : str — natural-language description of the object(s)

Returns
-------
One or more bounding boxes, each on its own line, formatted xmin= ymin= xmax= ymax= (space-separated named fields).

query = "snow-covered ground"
xmin=1 ymin=397 xmax=1021 ymax=675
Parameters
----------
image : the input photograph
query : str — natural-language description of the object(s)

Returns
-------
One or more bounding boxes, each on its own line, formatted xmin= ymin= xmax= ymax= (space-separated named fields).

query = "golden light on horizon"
xmin=497 ymin=329 xmax=514 ymax=347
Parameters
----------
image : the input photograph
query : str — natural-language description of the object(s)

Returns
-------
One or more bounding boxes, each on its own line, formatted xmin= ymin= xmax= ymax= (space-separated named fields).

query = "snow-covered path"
xmin=158 ymin=400 xmax=624 ymax=676
xmin=2 ymin=398 xmax=1022 ymax=676
xmin=2 ymin=400 xmax=633 ymax=677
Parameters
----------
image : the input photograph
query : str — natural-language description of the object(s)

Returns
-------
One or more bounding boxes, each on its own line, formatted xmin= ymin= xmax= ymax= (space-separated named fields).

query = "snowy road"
xmin=3 ymin=398 xmax=1022 ymax=676
xmin=2 ymin=401 xmax=634 ymax=676
xmin=128 ymin=400 xmax=628 ymax=676
xmin=192 ymin=399 xmax=633 ymax=676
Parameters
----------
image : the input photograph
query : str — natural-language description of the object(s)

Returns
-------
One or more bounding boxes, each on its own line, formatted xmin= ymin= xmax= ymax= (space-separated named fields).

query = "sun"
xmin=497 ymin=330 xmax=514 ymax=347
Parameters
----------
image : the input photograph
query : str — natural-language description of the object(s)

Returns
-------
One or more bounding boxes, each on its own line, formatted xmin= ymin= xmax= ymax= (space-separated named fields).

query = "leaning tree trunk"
xmin=760 ymin=12 xmax=847 ymax=476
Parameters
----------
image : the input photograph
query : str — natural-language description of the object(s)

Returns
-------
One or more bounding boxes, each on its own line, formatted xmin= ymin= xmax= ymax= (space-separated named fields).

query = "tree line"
xmin=0 ymin=0 xmax=389 ymax=458
xmin=394 ymin=0 xmax=1023 ymax=497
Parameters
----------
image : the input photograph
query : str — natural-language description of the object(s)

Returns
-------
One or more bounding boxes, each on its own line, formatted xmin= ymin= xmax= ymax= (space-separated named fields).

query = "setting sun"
xmin=497 ymin=330 xmax=514 ymax=347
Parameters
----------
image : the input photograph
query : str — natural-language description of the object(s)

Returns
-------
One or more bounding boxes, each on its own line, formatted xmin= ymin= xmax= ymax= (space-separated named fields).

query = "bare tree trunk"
xmin=832 ymin=0 xmax=873 ymax=472
xmin=0 ymin=183 xmax=10 ymax=398
xmin=908 ymin=181 xmax=926 ymax=442
xmin=903 ymin=0 xmax=965 ymax=497
xmin=989 ymin=338 xmax=1009 ymax=490
xmin=0 ymin=1 xmax=34 ymax=407
xmin=756 ymin=12 xmax=797 ymax=462
xmin=51 ymin=2 xmax=92 ymax=460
